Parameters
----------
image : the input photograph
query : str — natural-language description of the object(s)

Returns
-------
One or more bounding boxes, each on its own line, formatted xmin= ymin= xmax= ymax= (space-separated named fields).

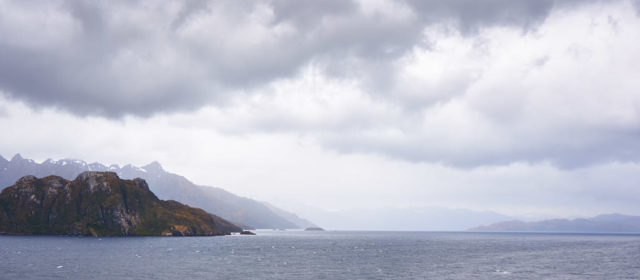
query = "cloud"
xmin=405 ymin=0 xmax=556 ymax=33
xmin=0 ymin=0 xmax=599 ymax=118
xmin=160 ymin=0 xmax=640 ymax=168
xmin=3 ymin=96 xmax=640 ymax=217
xmin=1 ymin=0 xmax=639 ymax=168
xmin=4 ymin=0 xmax=640 ymax=220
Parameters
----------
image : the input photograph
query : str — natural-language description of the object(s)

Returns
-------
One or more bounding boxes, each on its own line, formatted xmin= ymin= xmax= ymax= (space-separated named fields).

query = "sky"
xmin=1 ymin=0 xmax=640 ymax=219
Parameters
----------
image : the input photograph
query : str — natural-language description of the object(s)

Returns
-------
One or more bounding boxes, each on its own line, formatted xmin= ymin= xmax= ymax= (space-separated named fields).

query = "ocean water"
xmin=1 ymin=231 xmax=639 ymax=279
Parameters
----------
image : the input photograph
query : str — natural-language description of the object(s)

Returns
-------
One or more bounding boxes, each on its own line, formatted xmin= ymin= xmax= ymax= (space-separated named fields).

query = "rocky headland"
xmin=0 ymin=172 xmax=241 ymax=236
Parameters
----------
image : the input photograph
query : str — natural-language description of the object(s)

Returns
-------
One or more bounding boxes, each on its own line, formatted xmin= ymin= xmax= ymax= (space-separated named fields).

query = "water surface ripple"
xmin=1 ymin=231 xmax=639 ymax=279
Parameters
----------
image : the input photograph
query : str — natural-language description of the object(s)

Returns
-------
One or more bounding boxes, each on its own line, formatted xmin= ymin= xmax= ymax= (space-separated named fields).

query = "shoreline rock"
xmin=304 ymin=227 xmax=325 ymax=231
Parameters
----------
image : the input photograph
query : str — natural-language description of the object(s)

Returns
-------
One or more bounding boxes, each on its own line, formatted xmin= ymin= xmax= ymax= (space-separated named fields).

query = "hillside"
xmin=0 ymin=172 xmax=241 ymax=236
xmin=471 ymin=214 xmax=640 ymax=233
xmin=0 ymin=154 xmax=313 ymax=229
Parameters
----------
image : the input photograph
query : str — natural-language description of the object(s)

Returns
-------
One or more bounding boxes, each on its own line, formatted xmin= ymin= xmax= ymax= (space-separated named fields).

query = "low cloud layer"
xmin=2 ymin=97 xmax=640 ymax=217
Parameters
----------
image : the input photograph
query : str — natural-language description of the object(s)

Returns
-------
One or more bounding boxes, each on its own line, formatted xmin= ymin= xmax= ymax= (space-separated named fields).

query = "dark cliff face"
xmin=0 ymin=172 xmax=241 ymax=236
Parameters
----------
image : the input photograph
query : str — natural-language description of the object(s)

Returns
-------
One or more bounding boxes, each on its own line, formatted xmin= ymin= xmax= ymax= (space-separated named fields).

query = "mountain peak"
xmin=143 ymin=161 xmax=164 ymax=172
xmin=0 ymin=155 xmax=7 ymax=165
xmin=10 ymin=153 xmax=23 ymax=162
xmin=15 ymin=175 xmax=37 ymax=186
xmin=74 ymin=171 xmax=143 ymax=193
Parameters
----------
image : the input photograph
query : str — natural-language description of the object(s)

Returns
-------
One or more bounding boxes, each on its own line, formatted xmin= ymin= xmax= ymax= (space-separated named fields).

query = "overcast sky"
xmin=1 ymin=0 xmax=640 ymax=218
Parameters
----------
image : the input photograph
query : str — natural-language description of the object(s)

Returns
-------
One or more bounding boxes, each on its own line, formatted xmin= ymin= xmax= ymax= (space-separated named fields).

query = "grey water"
xmin=1 ymin=231 xmax=639 ymax=279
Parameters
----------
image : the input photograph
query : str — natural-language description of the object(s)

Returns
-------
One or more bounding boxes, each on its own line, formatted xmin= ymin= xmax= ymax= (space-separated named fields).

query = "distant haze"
xmin=2 ymin=0 xmax=640 ymax=222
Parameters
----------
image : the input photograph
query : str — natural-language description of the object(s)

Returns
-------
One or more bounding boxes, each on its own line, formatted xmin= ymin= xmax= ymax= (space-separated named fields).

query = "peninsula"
xmin=0 ymin=172 xmax=241 ymax=236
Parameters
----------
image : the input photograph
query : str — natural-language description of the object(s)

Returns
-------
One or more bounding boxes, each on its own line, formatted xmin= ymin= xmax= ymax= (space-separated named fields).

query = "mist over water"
xmin=2 ymin=231 xmax=639 ymax=279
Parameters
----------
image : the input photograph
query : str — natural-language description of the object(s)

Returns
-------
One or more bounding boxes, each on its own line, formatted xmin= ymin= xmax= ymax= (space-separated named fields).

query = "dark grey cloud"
xmin=633 ymin=0 xmax=640 ymax=12
xmin=270 ymin=0 xmax=357 ymax=27
xmin=0 ymin=0 xmax=598 ymax=118
xmin=406 ymin=0 xmax=556 ymax=33
xmin=320 ymin=125 xmax=640 ymax=168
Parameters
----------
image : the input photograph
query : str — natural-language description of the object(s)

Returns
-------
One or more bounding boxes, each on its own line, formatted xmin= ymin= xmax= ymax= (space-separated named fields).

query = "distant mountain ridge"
xmin=471 ymin=214 xmax=640 ymax=233
xmin=285 ymin=204 xmax=514 ymax=231
xmin=0 ymin=154 xmax=315 ymax=229
xmin=262 ymin=201 xmax=317 ymax=229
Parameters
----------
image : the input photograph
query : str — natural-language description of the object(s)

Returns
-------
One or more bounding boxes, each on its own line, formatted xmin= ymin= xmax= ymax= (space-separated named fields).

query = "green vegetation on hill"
xmin=0 ymin=172 xmax=241 ymax=236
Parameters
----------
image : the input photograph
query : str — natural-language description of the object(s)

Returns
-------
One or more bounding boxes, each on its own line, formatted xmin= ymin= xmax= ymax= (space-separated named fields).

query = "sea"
xmin=1 ymin=231 xmax=639 ymax=279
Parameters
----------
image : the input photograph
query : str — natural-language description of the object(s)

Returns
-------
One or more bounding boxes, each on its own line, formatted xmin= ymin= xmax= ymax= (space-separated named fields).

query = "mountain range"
xmin=283 ymin=204 xmax=514 ymax=231
xmin=470 ymin=214 xmax=640 ymax=233
xmin=0 ymin=154 xmax=315 ymax=229
xmin=0 ymin=172 xmax=241 ymax=236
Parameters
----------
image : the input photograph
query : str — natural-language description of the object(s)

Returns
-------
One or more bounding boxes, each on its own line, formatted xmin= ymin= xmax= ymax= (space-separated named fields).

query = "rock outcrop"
xmin=0 ymin=172 xmax=241 ymax=236
xmin=304 ymin=227 xmax=325 ymax=231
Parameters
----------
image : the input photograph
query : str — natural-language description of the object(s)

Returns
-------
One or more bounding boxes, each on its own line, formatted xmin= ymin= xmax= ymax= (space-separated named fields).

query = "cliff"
xmin=0 ymin=172 xmax=241 ymax=236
